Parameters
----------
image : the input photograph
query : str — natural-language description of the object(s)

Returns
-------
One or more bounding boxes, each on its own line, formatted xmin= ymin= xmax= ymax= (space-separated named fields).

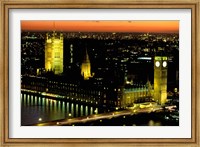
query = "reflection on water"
xmin=21 ymin=93 xmax=176 ymax=126
xmin=148 ymin=120 xmax=161 ymax=126
xmin=21 ymin=93 xmax=98 ymax=125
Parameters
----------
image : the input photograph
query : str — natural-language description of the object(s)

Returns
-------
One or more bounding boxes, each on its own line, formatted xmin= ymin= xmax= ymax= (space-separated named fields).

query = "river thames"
xmin=21 ymin=93 xmax=178 ymax=126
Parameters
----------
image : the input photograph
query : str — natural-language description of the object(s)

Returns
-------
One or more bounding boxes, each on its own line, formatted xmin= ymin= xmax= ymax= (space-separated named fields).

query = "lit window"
xmin=54 ymin=52 xmax=60 ymax=58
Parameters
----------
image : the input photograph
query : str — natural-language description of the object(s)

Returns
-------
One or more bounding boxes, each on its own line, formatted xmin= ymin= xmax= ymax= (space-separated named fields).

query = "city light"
xmin=21 ymin=21 xmax=179 ymax=126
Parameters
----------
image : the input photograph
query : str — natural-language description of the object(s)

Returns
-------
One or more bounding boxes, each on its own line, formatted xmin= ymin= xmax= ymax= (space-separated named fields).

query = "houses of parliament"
xmin=21 ymin=31 xmax=169 ymax=110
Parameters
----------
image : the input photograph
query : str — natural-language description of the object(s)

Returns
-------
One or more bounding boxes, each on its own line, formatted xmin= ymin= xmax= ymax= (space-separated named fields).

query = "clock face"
xmin=155 ymin=61 xmax=160 ymax=67
xmin=163 ymin=61 xmax=167 ymax=67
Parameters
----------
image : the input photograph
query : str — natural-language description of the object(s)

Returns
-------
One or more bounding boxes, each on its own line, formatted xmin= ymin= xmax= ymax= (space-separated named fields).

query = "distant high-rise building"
xmin=81 ymin=48 xmax=92 ymax=80
xmin=154 ymin=56 xmax=168 ymax=105
xmin=70 ymin=44 xmax=73 ymax=64
xmin=45 ymin=32 xmax=63 ymax=75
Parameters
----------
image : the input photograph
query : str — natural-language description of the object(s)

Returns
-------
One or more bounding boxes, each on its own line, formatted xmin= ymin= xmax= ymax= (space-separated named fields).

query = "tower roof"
xmin=83 ymin=48 xmax=90 ymax=63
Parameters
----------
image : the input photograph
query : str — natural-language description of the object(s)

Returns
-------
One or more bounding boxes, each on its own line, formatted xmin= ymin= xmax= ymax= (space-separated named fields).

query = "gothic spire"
xmin=83 ymin=48 xmax=90 ymax=63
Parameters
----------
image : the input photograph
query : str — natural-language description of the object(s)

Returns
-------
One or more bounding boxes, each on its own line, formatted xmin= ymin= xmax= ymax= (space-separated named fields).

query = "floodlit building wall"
xmin=45 ymin=32 xmax=63 ymax=74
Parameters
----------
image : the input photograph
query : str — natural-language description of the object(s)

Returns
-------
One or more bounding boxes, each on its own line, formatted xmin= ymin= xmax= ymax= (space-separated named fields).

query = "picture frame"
xmin=0 ymin=0 xmax=199 ymax=146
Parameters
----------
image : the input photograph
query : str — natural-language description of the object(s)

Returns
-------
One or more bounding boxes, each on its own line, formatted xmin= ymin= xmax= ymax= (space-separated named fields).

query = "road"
xmin=34 ymin=105 xmax=163 ymax=126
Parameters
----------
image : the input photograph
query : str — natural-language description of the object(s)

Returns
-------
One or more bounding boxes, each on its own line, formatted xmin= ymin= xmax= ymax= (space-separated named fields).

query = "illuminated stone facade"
xmin=154 ymin=56 xmax=168 ymax=105
xmin=121 ymin=81 xmax=153 ymax=108
xmin=81 ymin=49 xmax=92 ymax=80
xmin=45 ymin=32 xmax=63 ymax=75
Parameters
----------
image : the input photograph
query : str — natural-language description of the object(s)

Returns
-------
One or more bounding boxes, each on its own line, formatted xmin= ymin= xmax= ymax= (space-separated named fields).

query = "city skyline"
xmin=21 ymin=23 xmax=179 ymax=126
xmin=21 ymin=20 xmax=179 ymax=33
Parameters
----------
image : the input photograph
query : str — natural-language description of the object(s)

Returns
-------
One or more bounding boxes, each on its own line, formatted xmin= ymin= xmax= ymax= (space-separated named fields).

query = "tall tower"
xmin=154 ymin=56 xmax=168 ymax=105
xmin=81 ymin=48 xmax=92 ymax=80
xmin=45 ymin=32 xmax=63 ymax=75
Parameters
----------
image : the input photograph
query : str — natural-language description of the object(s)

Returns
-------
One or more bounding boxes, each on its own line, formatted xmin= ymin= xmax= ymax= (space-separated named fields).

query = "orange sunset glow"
xmin=21 ymin=20 xmax=179 ymax=33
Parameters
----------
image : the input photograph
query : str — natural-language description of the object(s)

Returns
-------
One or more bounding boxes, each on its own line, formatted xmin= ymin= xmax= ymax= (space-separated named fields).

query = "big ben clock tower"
xmin=154 ymin=56 xmax=168 ymax=105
